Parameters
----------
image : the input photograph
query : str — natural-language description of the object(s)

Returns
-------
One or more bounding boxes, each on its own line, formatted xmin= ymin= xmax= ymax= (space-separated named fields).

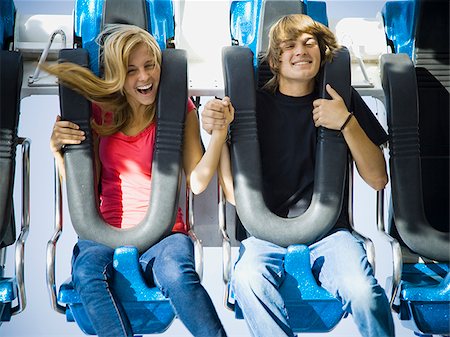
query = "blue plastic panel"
xmin=0 ymin=278 xmax=17 ymax=303
xmin=382 ymin=0 xmax=418 ymax=59
xmin=74 ymin=0 xmax=174 ymax=74
xmin=282 ymin=245 xmax=345 ymax=332
xmin=230 ymin=0 xmax=328 ymax=68
xmin=231 ymin=244 xmax=344 ymax=332
xmin=0 ymin=0 xmax=15 ymax=50
xmin=58 ymin=246 xmax=175 ymax=335
xmin=399 ymin=263 xmax=450 ymax=335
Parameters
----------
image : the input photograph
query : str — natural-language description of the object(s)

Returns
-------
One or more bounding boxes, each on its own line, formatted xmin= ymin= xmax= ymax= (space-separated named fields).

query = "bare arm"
xmin=312 ymin=84 xmax=388 ymax=190
xmin=201 ymin=97 xmax=236 ymax=204
xmin=183 ymin=98 xmax=234 ymax=195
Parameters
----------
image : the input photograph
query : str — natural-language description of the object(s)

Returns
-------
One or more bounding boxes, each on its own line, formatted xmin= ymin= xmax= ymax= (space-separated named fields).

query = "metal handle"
xmin=28 ymin=29 xmax=67 ymax=86
xmin=11 ymin=138 xmax=31 ymax=315
xmin=46 ymin=159 xmax=65 ymax=314
xmin=186 ymin=188 xmax=203 ymax=280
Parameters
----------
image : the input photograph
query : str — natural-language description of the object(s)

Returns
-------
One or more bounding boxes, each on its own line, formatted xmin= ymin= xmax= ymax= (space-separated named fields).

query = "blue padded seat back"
xmin=74 ymin=0 xmax=174 ymax=75
xmin=0 ymin=0 xmax=15 ymax=50
xmin=382 ymin=0 xmax=418 ymax=58
xmin=230 ymin=0 xmax=328 ymax=69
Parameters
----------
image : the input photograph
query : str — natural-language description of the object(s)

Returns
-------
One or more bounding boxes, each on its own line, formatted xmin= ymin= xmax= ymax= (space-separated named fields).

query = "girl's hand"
xmin=201 ymin=96 xmax=234 ymax=134
xmin=50 ymin=115 xmax=85 ymax=154
xmin=312 ymin=84 xmax=351 ymax=130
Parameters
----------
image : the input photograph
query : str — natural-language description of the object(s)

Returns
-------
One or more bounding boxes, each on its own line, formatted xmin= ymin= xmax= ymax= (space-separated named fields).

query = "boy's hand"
xmin=312 ymin=84 xmax=351 ymax=130
xmin=201 ymin=97 xmax=234 ymax=134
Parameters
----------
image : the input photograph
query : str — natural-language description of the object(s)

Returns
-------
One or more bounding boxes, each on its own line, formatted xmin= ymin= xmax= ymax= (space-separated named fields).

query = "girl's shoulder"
xmin=91 ymin=103 xmax=113 ymax=125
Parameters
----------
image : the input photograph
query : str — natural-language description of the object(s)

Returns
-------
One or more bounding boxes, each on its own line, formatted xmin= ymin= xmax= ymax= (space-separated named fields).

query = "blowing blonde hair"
xmin=263 ymin=14 xmax=339 ymax=92
xmin=43 ymin=24 xmax=162 ymax=136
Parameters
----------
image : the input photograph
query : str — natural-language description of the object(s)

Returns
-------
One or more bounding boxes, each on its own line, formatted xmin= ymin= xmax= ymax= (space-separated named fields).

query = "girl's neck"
xmin=121 ymin=105 xmax=155 ymax=136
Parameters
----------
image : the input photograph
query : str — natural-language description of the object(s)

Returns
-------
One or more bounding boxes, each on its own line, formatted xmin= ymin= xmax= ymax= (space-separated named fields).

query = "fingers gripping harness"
xmin=223 ymin=46 xmax=351 ymax=247
xmin=61 ymin=48 xmax=187 ymax=253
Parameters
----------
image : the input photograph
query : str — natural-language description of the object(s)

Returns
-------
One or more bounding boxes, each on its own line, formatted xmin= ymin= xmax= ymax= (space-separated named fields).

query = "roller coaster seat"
xmin=49 ymin=0 xmax=190 ymax=334
xmin=380 ymin=0 xmax=449 ymax=335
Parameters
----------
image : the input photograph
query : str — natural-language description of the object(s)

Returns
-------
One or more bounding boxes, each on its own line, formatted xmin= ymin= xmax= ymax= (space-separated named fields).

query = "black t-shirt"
xmin=256 ymin=87 xmax=388 ymax=228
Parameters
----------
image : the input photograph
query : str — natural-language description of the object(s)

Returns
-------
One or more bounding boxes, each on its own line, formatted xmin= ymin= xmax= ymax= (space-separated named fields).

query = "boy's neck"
xmin=278 ymin=78 xmax=315 ymax=97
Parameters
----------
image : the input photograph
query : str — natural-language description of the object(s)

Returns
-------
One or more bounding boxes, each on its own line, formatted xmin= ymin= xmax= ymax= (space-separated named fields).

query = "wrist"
xmin=340 ymin=112 xmax=353 ymax=132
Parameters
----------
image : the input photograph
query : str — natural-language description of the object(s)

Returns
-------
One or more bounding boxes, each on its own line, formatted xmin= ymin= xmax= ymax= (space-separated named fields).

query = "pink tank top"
xmin=92 ymin=100 xmax=195 ymax=232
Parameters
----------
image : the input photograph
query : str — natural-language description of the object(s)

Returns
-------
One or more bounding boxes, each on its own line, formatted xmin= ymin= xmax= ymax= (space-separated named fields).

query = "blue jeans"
xmin=72 ymin=233 xmax=226 ymax=337
xmin=231 ymin=229 xmax=395 ymax=337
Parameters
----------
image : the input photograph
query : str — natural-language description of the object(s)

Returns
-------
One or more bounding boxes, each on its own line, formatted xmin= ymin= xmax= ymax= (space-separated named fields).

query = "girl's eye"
xmin=145 ymin=63 xmax=155 ymax=69
xmin=127 ymin=69 xmax=136 ymax=74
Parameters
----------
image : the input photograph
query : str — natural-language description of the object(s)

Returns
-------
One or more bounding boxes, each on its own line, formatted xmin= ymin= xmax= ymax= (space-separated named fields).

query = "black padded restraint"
xmin=0 ymin=51 xmax=23 ymax=246
xmin=61 ymin=48 xmax=187 ymax=253
xmin=223 ymin=46 xmax=351 ymax=247
xmin=381 ymin=54 xmax=449 ymax=262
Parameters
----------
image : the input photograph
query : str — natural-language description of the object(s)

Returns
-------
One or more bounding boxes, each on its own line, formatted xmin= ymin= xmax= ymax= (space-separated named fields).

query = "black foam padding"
xmin=381 ymin=53 xmax=449 ymax=262
xmin=102 ymin=0 xmax=148 ymax=29
xmin=61 ymin=48 xmax=187 ymax=253
xmin=0 ymin=50 xmax=23 ymax=247
xmin=223 ymin=46 xmax=350 ymax=247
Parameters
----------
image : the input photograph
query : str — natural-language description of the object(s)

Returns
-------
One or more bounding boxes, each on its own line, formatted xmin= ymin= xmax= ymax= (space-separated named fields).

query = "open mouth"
xmin=136 ymin=83 xmax=153 ymax=95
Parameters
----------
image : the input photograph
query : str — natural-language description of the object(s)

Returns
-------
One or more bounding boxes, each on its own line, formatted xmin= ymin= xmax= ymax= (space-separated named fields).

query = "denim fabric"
xmin=231 ymin=229 xmax=395 ymax=337
xmin=72 ymin=234 xmax=226 ymax=337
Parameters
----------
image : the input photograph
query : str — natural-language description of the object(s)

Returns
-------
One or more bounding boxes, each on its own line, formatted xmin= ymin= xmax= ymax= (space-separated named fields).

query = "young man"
xmin=202 ymin=14 xmax=394 ymax=337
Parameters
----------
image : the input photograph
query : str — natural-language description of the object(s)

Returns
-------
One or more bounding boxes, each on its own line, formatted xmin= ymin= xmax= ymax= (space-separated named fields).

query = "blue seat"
xmin=220 ymin=1 xmax=376 ymax=332
xmin=45 ymin=0 xmax=195 ymax=335
xmin=74 ymin=0 xmax=174 ymax=75
xmin=380 ymin=1 xmax=449 ymax=335
xmin=0 ymin=1 xmax=30 ymax=325
xmin=230 ymin=0 xmax=328 ymax=69
xmin=57 ymin=247 xmax=175 ymax=334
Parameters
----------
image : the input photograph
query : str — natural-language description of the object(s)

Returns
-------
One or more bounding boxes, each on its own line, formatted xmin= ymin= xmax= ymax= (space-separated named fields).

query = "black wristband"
xmin=340 ymin=113 xmax=353 ymax=131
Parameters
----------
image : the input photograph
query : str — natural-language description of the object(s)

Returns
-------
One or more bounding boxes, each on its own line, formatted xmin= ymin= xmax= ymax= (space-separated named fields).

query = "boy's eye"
xmin=282 ymin=43 xmax=295 ymax=50
xmin=305 ymin=39 xmax=318 ymax=47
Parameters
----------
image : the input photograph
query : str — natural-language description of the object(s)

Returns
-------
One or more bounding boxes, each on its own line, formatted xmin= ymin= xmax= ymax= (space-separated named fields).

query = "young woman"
xmin=48 ymin=24 xmax=232 ymax=337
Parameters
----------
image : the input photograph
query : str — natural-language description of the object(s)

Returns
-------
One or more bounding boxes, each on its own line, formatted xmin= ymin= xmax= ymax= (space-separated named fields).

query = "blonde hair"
xmin=43 ymin=24 xmax=162 ymax=136
xmin=263 ymin=14 xmax=339 ymax=92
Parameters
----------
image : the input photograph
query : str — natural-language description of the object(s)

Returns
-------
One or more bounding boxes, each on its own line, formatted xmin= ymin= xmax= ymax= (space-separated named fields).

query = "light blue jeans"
xmin=72 ymin=233 xmax=226 ymax=337
xmin=231 ymin=229 xmax=395 ymax=337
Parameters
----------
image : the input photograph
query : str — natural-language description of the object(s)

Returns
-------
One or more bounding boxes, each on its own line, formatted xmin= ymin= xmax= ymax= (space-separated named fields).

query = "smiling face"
xmin=124 ymin=43 xmax=161 ymax=108
xmin=277 ymin=33 xmax=321 ymax=94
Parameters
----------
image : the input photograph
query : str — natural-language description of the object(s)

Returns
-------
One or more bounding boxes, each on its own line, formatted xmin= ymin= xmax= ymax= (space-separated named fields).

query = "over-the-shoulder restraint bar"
xmin=381 ymin=53 xmax=449 ymax=262
xmin=61 ymin=48 xmax=187 ymax=253
xmin=0 ymin=50 xmax=23 ymax=246
xmin=222 ymin=46 xmax=351 ymax=247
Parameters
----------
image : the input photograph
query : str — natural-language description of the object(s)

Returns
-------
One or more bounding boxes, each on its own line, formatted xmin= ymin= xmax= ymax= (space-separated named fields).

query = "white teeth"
xmin=137 ymin=83 xmax=152 ymax=90
xmin=293 ymin=61 xmax=310 ymax=65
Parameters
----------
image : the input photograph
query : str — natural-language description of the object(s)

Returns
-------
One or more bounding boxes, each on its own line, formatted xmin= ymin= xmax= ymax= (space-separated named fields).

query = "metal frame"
xmin=3 ymin=137 xmax=31 ymax=316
